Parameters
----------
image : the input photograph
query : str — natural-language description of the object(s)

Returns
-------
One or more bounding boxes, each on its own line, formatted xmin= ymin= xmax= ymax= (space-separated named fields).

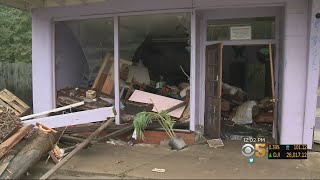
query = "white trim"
xmin=114 ymin=16 xmax=121 ymax=125
xmin=189 ymin=9 xmax=196 ymax=131
xmin=21 ymin=101 xmax=85 ymax=121
xmin=54 ymin=9 xmax=191 ymax=22
xmin=23 ymin=107 xmax=115 ymax=128
xmin=206 ymin=39 xmax=276 ymax=46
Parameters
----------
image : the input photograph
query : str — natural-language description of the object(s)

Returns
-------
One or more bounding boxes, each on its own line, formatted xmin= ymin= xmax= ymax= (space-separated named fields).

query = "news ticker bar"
xmin=268 ymin=144 xmax=307 ymax=159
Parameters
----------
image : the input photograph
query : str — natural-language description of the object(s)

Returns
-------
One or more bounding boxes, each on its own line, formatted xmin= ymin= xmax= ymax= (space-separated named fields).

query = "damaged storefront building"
xmin=1 ymin=0 xmax=319 ymax=150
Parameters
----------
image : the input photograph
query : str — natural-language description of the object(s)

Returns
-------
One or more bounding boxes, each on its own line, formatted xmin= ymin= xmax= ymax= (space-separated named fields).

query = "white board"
xmin=23 ymin=107 xmax=115 ymax=128
xmin=128 ymin=90 xmax=186 ymax=118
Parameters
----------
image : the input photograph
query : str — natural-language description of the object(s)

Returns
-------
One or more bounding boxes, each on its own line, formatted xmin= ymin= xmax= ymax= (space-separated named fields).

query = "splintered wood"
xmin=0 ymin=89 xmax=30 ymax=117
xmin=0 ymin=106 xmax=22 ymax=143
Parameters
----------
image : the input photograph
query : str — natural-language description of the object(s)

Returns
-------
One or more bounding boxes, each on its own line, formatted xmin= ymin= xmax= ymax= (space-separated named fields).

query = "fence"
xmin=0 ymin=62 xmax=32 ymax=107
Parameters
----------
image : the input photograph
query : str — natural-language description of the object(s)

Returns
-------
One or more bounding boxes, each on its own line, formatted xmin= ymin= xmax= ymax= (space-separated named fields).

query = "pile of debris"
xmin=56 ymin=53 xmax=191 ymax=125
xmin=221 ymin=83 xmax=274 ymax=140
xmin=0 ymin=89 xmax=119 ymax=179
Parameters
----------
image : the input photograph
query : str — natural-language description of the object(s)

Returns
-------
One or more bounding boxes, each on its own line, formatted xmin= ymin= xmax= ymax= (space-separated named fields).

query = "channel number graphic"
xmin=242 ymin=144 xmax=266 ymax=157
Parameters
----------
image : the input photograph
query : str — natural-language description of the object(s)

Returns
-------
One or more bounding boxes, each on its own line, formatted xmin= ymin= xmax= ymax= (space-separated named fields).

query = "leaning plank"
xmin=0 ymin=130 xmax=59 ymax=179
xmin=92 ymin=54 xmax=112 ymax=90
xmin=128 ymin=90 xmax=186 ymax=118
xmin=0 ymin=125 xmax=34 ymax=159
xmin=20 ymin=101 xmax=85 ymax=121
xmin=40 ymin=118 xmax=115 ymax=180
xmin=23 ymin=107 xmax=116 ymax=128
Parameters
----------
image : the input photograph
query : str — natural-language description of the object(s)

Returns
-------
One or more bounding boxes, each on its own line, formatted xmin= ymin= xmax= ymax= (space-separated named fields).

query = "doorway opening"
xmin=204 ymin=17 xmax=278 ymax=143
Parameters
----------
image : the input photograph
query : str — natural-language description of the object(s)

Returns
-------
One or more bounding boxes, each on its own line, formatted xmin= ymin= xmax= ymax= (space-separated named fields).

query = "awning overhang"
xmin=0 ymin=0 xmax=106 ymax=10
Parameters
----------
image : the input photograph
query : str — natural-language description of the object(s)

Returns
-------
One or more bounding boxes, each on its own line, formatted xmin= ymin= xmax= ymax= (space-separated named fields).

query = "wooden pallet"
xmin=0 ymin=89 xmax=30 ymax=116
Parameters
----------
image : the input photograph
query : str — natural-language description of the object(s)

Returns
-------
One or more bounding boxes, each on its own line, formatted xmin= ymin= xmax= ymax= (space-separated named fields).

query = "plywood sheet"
xmin=128 ymin=90 xmax=186 ymax=118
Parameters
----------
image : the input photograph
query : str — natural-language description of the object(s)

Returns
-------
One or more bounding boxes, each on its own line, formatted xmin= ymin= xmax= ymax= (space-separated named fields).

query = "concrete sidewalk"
xmin=26 ymin=140 xmax=320 ymax=179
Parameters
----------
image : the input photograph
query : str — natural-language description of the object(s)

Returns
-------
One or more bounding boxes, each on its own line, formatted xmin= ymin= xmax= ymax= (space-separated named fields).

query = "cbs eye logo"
xmin=242 ymin=144 xmax=266 ymax=157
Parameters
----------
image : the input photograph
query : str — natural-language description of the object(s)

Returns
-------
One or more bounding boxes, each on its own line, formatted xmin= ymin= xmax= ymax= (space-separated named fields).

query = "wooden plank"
xmin=0 ymin=155 xmax=14 ymax=176
xmin=101 ymin=59 xmax=133 ymax=95
xmin=92 ymin=54 xmax=111 ymax=89
xmin=40 ymin=118 xmax=115 ymax=180
xmin=0 ymin=89 xmax=30 ymax=116
xmin=128 ymin=90 xmax=186 ymax=118
xmin=0 ymin=125 xmax=34 ymax=159
xmin=0 ymin=94 xmax=23 ymax=114
xmin=23 ymin=107 xmax=116 ymax=128
xmin=20 ymin=101 xmax=85 ymax=121
xmin=269 ymin=43 xmax=275 ymax=99
xmin=2 ymin=89 xmax=29 ymax=109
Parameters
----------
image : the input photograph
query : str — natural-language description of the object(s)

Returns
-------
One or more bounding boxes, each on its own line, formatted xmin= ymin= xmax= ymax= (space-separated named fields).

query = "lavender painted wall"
xmin=304 ymin=0 xmax=320 ymax=147
xmin=32 ymin=11 xmax=54 ymax=113
xmin=55 ymin=22 xmax=89 ymax=90
xmin=280 ymin=0 xmax=309 ymax=145
xmin=31 ymin=0 xmax=312 ymax=145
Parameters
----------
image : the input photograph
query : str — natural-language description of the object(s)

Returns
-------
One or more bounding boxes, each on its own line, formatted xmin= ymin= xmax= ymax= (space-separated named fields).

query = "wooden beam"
xmin=20 ymin=101 xmax=85 ymax=121
xmin=23 ymin=107 xmax=116 ymax=128
xmin=0 ymin=125 xmax=34 ymax=159
xmin=40 ymin=118 xmax=115 ymax=180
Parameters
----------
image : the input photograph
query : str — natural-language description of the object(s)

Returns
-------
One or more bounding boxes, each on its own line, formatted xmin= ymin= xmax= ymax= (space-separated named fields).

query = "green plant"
xmin=133 ymin=111 xmax=176 ymax=141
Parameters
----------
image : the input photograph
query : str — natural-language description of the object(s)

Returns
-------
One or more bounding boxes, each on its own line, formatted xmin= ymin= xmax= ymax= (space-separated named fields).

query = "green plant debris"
xmin=133 ymin=111 xmax=176 ymax=141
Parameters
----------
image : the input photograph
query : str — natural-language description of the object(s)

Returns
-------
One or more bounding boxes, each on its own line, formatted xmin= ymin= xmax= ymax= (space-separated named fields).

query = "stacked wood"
xmin=0 ymin=130 xmax=60 ymax=179
xmin=0 ymin=89 xmax=30 ymax=117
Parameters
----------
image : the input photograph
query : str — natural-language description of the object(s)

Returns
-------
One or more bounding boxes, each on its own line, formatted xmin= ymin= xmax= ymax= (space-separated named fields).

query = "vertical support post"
xmin=303 ymin=0 xmax=320 ymax=149
xmin=114 ymin=16 xmax=120 ymax=125
xmin=190 ymin=10 xmax=196 ymax=131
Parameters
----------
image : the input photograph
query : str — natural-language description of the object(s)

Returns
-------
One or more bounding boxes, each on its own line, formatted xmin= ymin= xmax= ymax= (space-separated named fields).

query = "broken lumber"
xmin=128 ymin=90 xmax=186 ymax=118
xmin=121 ymin=101 xmax=153 ymax=115
xmin=20 ymin=101 xmax=85 ymax=121
xmin=97 ymin=124 xmax=134 ymax=142
xmin=86 ymin=90 xmax=96 ymax=99
xmin=0 ymin=130 xmax=60 ymax=179
xmin=40 ymin=118 xmax=115 ymax=180
xmin=23 ymin=107 xmax=116 ymax=128
xmin=0 ymin=125 xmax=34 ymax=159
